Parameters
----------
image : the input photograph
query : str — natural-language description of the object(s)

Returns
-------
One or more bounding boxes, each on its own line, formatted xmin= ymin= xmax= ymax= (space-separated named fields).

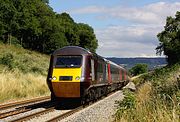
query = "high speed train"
xmin=47 ymin=46 xmax=129 ymax=103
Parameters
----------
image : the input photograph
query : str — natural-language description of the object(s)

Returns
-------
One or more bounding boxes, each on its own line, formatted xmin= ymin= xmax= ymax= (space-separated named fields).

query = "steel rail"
xmin=9 ymin=107 xmax=55 ymax=122
xmin=46 ymin=106 xmax=84 ymax=122
xmin=0 ymin=96 xmax=50 ymax=110
xmin=0 ymin=107 xmax=31 ymax=119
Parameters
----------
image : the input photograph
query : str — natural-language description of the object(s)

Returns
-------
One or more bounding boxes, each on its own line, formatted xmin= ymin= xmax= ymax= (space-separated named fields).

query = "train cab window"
xmin=55 ymin=55 xmax=82 ymax=68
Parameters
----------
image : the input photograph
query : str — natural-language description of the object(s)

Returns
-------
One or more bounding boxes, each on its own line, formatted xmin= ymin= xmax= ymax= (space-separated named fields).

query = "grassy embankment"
xmin=0 ymin=43 xmax=50 ymax=103
xmin=115 ymin=64 xmax=180 ymax=122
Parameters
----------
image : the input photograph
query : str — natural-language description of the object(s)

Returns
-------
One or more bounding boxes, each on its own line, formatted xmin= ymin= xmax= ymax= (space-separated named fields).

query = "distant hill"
xmin=107 ymin=57 xmax=167 ymax=70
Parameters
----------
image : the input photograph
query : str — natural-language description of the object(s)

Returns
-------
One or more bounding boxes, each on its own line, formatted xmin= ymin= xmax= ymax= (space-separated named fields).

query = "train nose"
xmin=52 ymin=82 xmax=80 ymax=97
xmin=51 ymin=68 xmax=82 ymax=98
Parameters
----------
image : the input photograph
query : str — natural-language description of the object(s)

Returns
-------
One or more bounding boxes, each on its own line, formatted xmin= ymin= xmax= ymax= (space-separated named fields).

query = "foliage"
xmin=0 ymin=53 xmax=14 ymax=69
xmin=156 ymin=11 xmax=180 ymax=65
xmin=115 ymin=90 xmax=136 ymax=118
xmin=115 ymin=64 xmax=180 ymax=121
xmin=129 ymin=63 xmax=148 ymax=76
xmin=0 ymin=0 xmax=98 ymax=53
xmin=0 ymin=43 xmax=49 ymax=75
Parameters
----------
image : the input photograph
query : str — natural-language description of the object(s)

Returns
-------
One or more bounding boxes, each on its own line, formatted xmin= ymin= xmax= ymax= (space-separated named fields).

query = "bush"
xmin=115 ymin=90 xmax=136 ymax=119
xmin=130 ymin=63 xmax=148 ymax=76
xmin=0 ymin=53 xmax=14 ymax=69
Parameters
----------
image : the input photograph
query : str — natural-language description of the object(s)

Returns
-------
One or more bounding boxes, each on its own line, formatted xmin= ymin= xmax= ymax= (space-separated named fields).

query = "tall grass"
xmin=115 ymin=64 xmax=180 ymax=122
xmin=0 ymin=69 xmax=49 ymax=103
xmin=0 ymin=43 xmax=50 ymax=103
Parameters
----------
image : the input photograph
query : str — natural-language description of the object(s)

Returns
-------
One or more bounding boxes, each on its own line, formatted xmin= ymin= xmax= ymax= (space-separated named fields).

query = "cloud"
xmin=70 ymin=2 xmax=180 ymax=24
xmin=69 ymin=6 xmax=106 ymax=14
xmin=69 ymin=2 xmax=180 ymax=57
xmin=95 ymin=24 xmax=163 ymax=57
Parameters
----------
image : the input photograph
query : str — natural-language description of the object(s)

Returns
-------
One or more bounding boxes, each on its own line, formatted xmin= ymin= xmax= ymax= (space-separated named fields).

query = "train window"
xmin=55 ymin=55 xmax=82 ymax=68
xmin=91 ymin=59 xmax=95 ymax=81
xmin=97 ymin=62 xmax=104 ymax=82
xmin=97 ymin=62 xmax=103 ymax=73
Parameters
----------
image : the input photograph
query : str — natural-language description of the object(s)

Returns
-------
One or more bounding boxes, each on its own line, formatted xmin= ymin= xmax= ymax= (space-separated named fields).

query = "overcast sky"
xmin=49 ymin=0 xmax=180 ymax=57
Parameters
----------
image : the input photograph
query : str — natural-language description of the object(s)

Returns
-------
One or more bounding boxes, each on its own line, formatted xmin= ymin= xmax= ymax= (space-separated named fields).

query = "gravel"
xmin=61 ymin=90 xmax=124 ymax=122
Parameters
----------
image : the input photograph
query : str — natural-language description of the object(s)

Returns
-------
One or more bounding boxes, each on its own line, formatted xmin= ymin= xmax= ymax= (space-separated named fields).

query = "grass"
xmin=0 ymin=43 xmax=50 ymax=103
xmin=115 ymin=64 xmax=180 ymax=122
xmin=0 ymin=69 xmax=49 ymax=102
xmin=0 ymin=44 xmax=49 ymax=75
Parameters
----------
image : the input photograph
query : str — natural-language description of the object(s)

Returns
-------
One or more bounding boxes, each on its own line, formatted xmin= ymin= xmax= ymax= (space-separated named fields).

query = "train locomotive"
xmin=47 ymin=46 xmax=129 ymax=103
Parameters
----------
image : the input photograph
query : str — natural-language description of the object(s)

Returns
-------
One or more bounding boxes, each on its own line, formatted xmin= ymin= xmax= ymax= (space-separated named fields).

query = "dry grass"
xmin=0 ymin=43 xmax=50 ymax=103
xmin=115 ymin=64 xmax=180 ymax=122
xmin=116 ymin=83 xmax=179 ymax=122
xmin=136 ymin=82 xmax=152 ymax=104
xmin=0 ymin=69 xmax=50 ymax=103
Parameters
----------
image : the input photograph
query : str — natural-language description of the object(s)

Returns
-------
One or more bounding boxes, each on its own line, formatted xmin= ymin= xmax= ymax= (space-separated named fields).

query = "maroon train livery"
xmin=47 ymin=46 xmax=129 ymax=103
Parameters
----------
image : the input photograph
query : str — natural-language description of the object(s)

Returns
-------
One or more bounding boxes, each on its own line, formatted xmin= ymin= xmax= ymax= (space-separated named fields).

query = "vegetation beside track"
xmin=0 ymin=43 xmax=50 ymax=103
xmin=115 ymin=64 xmax=180 ymax=122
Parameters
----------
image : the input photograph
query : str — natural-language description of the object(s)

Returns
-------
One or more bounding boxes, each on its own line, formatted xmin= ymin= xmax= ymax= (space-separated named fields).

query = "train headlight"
xmin=80 ymin=77 xmax=85 ymax=81
xmin=75 ymin=76 xmax=80 ymax=80
xmin=52 ymin=76 xmax=57 ymax=80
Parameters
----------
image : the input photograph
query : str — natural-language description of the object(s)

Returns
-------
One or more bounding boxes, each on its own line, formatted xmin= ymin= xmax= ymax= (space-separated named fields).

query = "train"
xmin=46 ymin=46 xmax=129 ymax=103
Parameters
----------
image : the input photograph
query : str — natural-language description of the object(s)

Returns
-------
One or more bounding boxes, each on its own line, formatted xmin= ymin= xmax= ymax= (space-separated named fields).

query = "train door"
xmin=103 ymin=63 xmax=106 ymax=82
xmin=106 ymin=64 xmax=109 ymax=81
xmin=108 ymin=63 xmax=112 ymax=84
xmin=91 ymin=59 xmax=95 ymax=82
xmin=124 ymin=71 xmax=126 ymax=80
xmin=119 ymin=69 xmax=122 ymax=81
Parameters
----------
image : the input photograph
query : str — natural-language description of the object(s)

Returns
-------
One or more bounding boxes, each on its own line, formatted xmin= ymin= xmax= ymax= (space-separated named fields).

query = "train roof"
xmin=104 ymin=58 xmax=125 ymax=70
xmin=53 ymin=46 xmax=125 ymax=70
xmin=53 ymin=46 xmax=105 ymax=60
xmin=53 ymin=46 xmax=92 ymax=55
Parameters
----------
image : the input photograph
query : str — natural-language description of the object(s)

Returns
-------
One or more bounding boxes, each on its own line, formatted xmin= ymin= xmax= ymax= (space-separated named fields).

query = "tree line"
xmin=0 ymin=0 xmax=98 ymax=54
xmin=156 ymin=11 xmax=180 ymax=65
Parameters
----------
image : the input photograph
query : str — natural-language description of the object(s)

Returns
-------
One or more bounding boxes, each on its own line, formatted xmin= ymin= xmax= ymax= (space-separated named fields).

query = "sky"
xmin=49 ymin=0 xmax=180 ymax=58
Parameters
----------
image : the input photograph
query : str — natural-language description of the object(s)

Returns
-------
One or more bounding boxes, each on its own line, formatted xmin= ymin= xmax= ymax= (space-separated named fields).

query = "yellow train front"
xmin=47 ymin=46 xmax=129 ymax=102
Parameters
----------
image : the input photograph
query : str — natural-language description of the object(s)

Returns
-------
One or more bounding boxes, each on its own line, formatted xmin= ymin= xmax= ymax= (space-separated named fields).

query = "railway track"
xmin=0 ymin=96 xmax=50 ymax=110
xmin=0 ymin=107 xmax=31 ymax=119
xmin=1 ymin=91 xmax=118 ymax=122
xmin=5 ymin=102 xmax=84 ymax=122
xmin=9 ymin=107 xmax=55 ymax=122
xmin=0 ymin=96 xmax=51 ymax=120
xmin=46 ymin=106 xmax=83 ymax=122
xmin=46 ymin=92 xmax=116 ymax=122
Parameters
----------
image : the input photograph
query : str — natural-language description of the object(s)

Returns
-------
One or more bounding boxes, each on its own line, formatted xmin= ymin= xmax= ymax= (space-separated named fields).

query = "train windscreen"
xmin=55 ymin=55 xmax=82 ymax=68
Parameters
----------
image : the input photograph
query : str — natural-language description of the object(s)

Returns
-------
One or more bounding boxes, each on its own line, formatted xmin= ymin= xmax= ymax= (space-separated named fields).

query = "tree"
xmin=41 ymin=0 xmax=49 ymax=4
xmin=56 ymin=13 xmax=80 ymax=46
xmin=0 ymin=0 xmax=19 ymax=44
xmin=77 ymin=23 xmax=98 ymax=52
xmin=129 ymin=64 xmax=148 ymax=76
xmin=0 ymin=0 xmax=98 ymax=54
xmin=156 ymin=11 xmax=180 ymax=65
